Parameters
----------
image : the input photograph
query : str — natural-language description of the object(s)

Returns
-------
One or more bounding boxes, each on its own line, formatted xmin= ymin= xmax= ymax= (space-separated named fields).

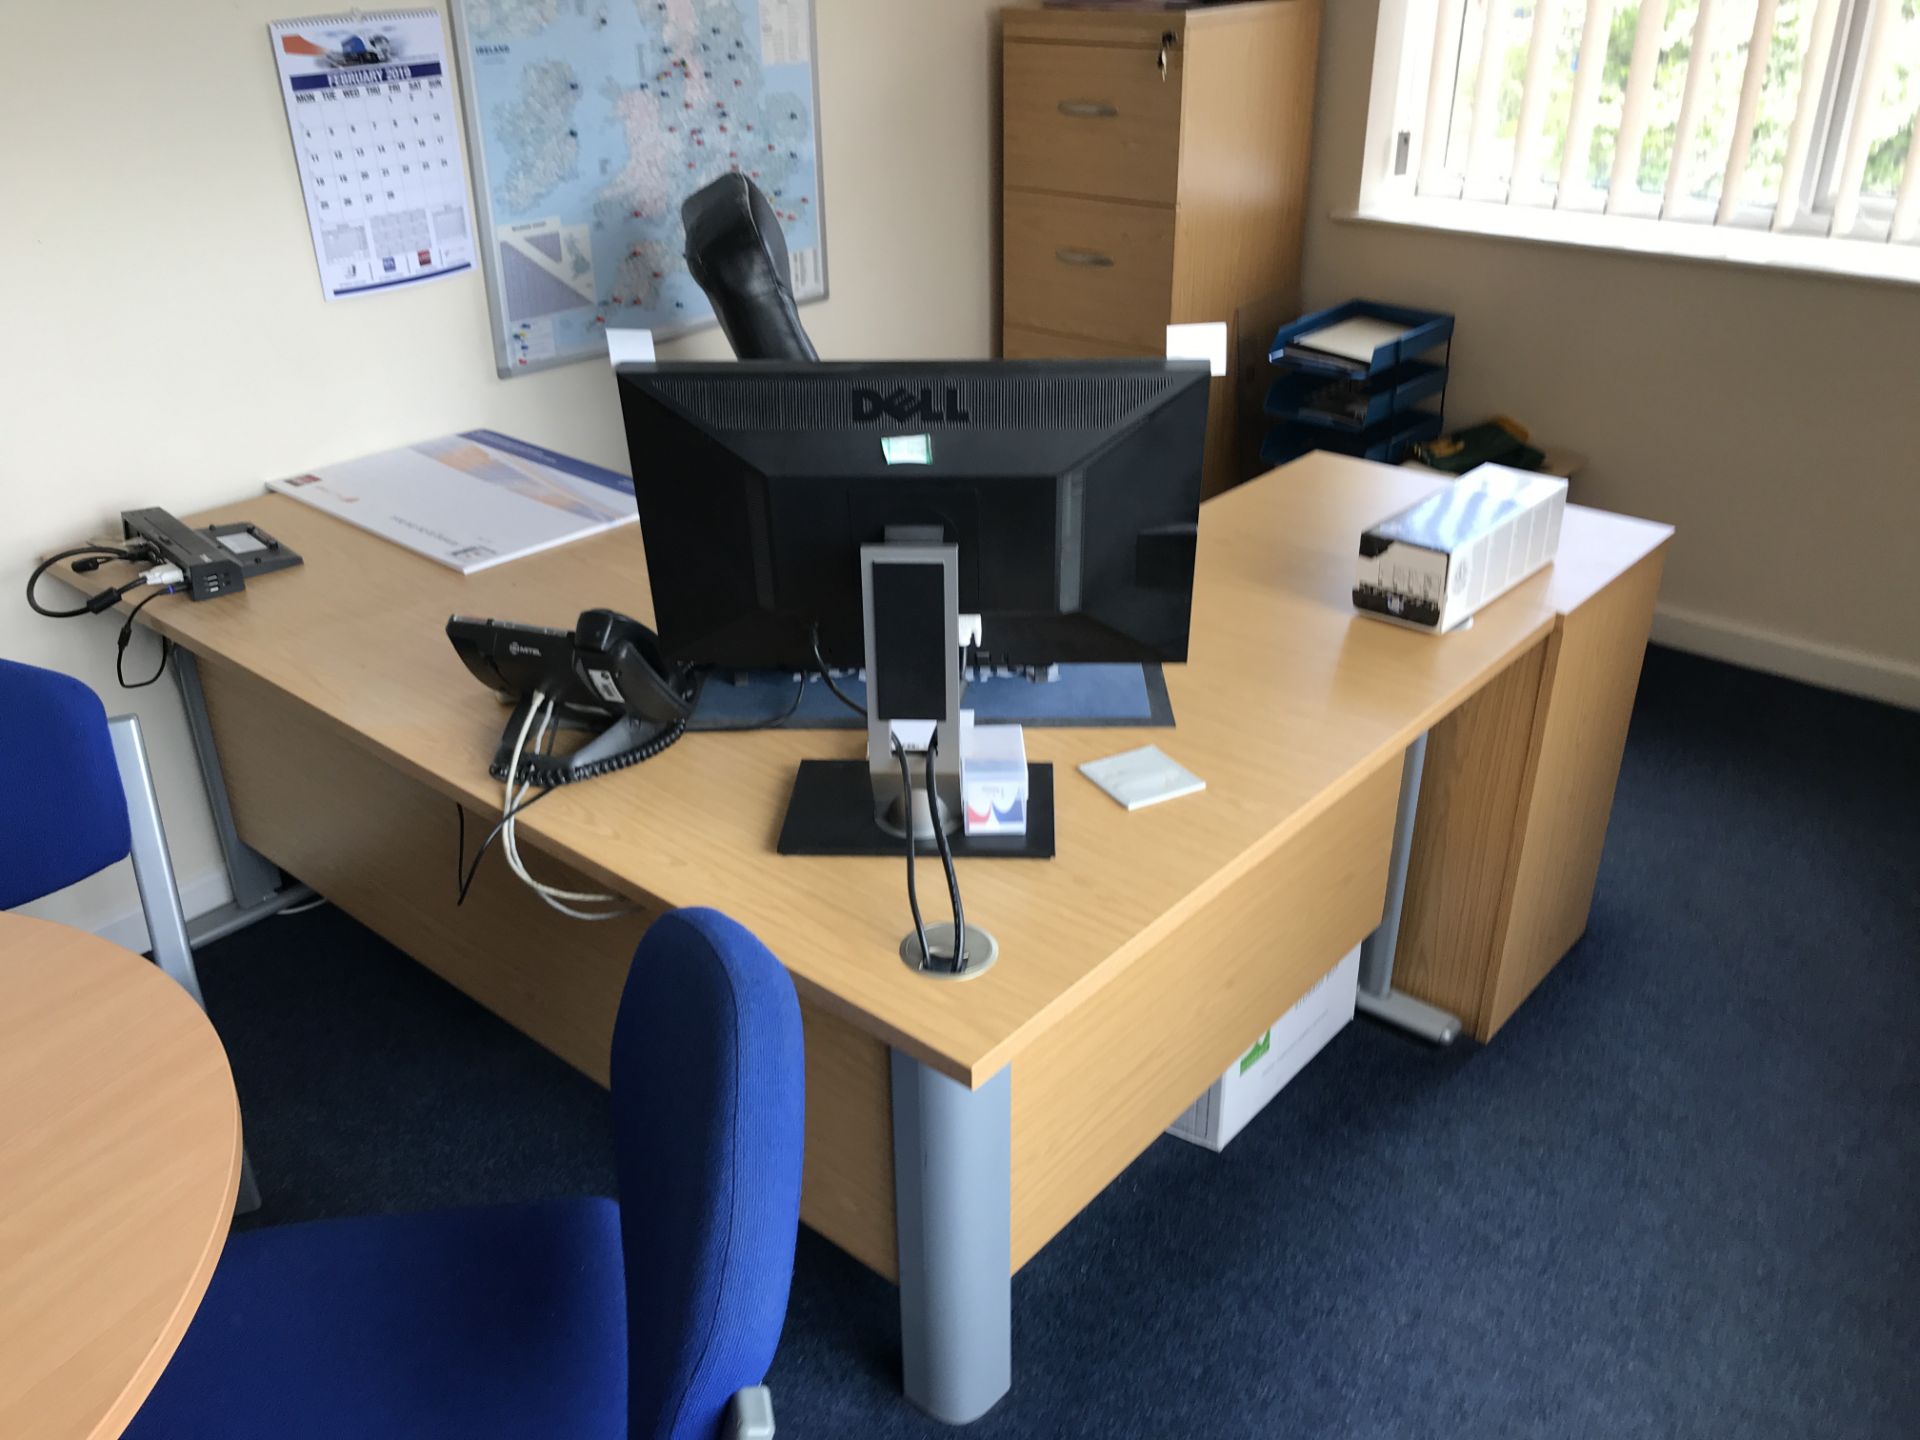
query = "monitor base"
xmin=777 ymin=760 xmax=1055 ymax=859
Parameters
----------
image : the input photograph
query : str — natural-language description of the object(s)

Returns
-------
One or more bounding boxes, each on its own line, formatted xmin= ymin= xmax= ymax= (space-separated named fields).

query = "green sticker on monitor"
xmin=882 ymin=434 xmax=933 ymax=465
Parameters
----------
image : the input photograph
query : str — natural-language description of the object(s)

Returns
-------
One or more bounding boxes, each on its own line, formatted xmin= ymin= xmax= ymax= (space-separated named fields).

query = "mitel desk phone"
xmin=446 ymin=610 xmax=695 ymax=785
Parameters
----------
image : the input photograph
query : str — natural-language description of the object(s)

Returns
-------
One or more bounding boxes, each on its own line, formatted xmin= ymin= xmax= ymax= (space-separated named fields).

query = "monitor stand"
xmin=776 ymin=531 xmax=1054 ymax=861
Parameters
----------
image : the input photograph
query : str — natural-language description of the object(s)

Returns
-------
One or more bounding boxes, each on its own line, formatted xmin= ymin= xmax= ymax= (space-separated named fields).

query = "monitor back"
xmin=617 ymin=359 xmax=1210 ymax=671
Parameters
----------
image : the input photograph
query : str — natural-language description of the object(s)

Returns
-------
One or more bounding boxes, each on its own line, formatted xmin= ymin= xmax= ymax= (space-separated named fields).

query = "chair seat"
xmin=125 ymin=1197 xmax=627 ymax=1440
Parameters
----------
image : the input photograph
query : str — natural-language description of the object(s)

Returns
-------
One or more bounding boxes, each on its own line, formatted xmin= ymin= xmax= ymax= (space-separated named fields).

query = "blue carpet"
xmin=203 ymin=646 xmax=1919 ymax=1437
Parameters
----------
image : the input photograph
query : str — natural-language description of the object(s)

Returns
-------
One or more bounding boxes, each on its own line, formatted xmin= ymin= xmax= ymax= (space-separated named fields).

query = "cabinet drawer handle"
xmin=1057 ymin=100 xmax=1119 ymax=119
xmin=1055 ymin=247 xmax=1116 ymax=268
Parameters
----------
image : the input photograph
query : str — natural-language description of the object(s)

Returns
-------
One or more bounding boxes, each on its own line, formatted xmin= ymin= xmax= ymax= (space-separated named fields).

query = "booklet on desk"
xmin=267 ymin=430 xmax=636 ymax=574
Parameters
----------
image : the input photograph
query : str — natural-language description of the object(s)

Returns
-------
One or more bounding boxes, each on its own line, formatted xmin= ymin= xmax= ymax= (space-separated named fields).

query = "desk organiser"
xmin=1262 ymin=300 xmax=1454 ymax=468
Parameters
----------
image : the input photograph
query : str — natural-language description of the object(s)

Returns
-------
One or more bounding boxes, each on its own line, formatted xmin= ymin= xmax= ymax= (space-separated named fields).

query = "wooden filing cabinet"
xmin=1000 ymin=1 xmax=1322 ymax=499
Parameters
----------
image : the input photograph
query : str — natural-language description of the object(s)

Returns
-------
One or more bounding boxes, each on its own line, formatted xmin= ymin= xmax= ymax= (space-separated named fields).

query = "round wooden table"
xmin=0 ymin=911 xmax=241 ymax=1440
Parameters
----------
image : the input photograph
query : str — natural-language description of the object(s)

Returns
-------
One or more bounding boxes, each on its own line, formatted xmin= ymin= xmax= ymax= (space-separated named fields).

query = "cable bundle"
xmin=495 ymin=693 xmax=633 ymax=922
xmin=25 ymin=545 xmax=182 ymax=688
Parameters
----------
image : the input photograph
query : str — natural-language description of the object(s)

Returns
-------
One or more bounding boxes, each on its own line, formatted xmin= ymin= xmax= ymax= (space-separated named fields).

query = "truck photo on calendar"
xmin=269 ymin=10 xmax=479 ymax=301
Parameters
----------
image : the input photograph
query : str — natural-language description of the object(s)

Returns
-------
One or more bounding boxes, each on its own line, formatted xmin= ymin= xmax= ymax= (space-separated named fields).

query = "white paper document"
xmin=605 ymin=328 xmax=657 ymax=366
xmin=1166 ymin=322 xmax=1229 ymax=377
xmin=267 ymin=431 xmax=636 ymax=573
xmin=1292 ymin=316 xmax=1411 ymax=363
xmin=270 ymin=10 xmax=476 ymax=300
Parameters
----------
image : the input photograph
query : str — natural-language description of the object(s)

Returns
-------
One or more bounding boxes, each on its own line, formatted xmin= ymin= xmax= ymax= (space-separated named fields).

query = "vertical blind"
xmin=1409 ymin=0 xmax=1920 ymax=244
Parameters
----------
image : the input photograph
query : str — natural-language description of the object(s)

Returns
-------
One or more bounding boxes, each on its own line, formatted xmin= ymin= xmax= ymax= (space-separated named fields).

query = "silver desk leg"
xmin=110 ymin=715 xmax=210 ymax=1009
xmin=1356 ymin=732 xmax=1463 ymax=1046
xmin=892 ymin=1052 xmax=1011 ymax=1426
xmin=109 ymin=714 xmax=263 ymax=1214
xmin=172 ymin=648 xmax=283 ymax=911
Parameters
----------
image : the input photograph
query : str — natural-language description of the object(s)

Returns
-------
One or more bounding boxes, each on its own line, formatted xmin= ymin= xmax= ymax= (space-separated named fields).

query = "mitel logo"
xmin=850 ymin=386 xmax=972 ymax=424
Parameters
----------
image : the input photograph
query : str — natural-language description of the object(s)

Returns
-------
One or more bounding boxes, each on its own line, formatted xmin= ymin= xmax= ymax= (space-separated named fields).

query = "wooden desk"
xmin=148 ymin=453 xmax=1667 ymax=1422
xmin=0 ymin=914 xmax=242 ymax=1440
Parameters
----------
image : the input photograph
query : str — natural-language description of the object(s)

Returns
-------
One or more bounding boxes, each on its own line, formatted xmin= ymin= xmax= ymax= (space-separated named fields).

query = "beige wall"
xmin=0 ymin=0 xmax=1006 ymax=936
xmin=1303 ymin=0 xmax=1920 ymax=707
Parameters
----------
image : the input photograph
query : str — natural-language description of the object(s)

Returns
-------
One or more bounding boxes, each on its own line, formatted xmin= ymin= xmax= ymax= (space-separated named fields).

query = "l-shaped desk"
xmin=148 ymin=453 xmax=1670 ymax=1423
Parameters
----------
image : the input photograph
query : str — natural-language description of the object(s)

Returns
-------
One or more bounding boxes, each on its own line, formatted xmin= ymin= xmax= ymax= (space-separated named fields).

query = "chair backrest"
xmin=610 ymin=907 xmax=805 ymax=1440
xmin=681 ymin=174 xmax=820 ymax=362
xmin=0 ymin=659 xmax=131 ymax=909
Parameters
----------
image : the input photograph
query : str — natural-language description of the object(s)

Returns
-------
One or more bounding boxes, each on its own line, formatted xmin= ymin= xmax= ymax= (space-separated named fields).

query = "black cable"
xmin=458 ymin=714 xmax=566 ymax=904
xmin=503 ymin=716 xmax=685 ymax=787
xmin=894 ymin=739 xmax=933 ymax=970
xmin=454 ymin=785 xmax=560 ymax=906
xmin=810 ymin=622 xmax=868 ymax=718
xmin=926 ymin=738 xmax=967 ymax=970
xmin=73 ymin=549 xmax=144 ymax=573
xmin=689 ymin=667 xmax=808 ymax=731
xmin=115 ymin=587 xmax=175 ymax=688
xmin=26 ymin=546 xmax=144 ymax=619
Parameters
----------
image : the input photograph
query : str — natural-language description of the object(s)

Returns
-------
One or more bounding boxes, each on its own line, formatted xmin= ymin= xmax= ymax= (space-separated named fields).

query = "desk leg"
xmin=1356 ymin=733 xmax=1463 ymax=1045
xmin=891 ymin=1052 xmax=1011 ymax=1425
xmin=172 ymin=650 xmax=312 ymax=944
xmin=109 ymin=711 xmax=263 ymax=1216
xmin=175 ymin=649 xmax=281 ymax=907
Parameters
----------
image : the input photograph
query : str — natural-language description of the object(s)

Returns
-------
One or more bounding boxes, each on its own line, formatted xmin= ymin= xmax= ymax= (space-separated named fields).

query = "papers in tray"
xmin=1289 ymin=316 xmax=1413 ymax=365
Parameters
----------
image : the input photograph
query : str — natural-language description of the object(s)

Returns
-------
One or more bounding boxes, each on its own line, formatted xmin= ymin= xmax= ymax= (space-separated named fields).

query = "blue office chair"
xmin=123 ymin=906 xmax=806 ymax=1440
xmin=0 ymin=656 xmax=260 ymax=1209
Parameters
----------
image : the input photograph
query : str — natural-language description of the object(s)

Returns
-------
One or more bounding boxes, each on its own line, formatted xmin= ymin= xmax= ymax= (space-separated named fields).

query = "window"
xmin=1359 ymin=0 xmax=1920 ymax=276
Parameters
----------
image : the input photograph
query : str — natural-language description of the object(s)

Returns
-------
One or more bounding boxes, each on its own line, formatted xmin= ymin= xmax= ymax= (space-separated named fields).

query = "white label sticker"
xmin=882 ymin=434 xmax=932 ymax=465
xmin=1166 ymin=321 xmax=1229 ymax=377
xmin=606 ymin=327 xmax=656 ymax=367
xmin=585 ymin=668 xmax=623 ymax=704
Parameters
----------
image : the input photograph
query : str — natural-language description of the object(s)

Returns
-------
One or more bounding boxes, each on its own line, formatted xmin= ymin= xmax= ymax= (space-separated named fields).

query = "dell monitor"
xmin=615 ymin=357 xmax=1210 ymax=871
xmin=616 ymin=359 xmax=1210 ymax=674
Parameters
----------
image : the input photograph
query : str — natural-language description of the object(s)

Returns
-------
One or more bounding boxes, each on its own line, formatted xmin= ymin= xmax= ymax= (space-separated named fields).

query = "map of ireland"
xmin=454 ymin=0 xmax=825 ymax=374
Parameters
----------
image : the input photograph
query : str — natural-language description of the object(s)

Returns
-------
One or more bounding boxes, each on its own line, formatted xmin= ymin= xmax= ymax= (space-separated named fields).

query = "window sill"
xmin=1338 ymin=197 xmax=1920 ymax=291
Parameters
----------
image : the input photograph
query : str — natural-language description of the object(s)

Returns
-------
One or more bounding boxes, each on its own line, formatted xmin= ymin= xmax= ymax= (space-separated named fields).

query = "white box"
xmin=1353 ymin=464 xmax=1567 ymax=633
xmin=1166 ymin=945 xmax=1360 ymax=1152
xmin=960 ymin=711 xmax=1028 ymax=836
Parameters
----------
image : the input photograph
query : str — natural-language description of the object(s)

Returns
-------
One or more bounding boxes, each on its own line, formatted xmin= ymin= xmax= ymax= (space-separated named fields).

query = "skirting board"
xmin=1652 ymin=604 xmax=1920 ymax=713
xmin=16 ymin=864 xmax=236 ymax=957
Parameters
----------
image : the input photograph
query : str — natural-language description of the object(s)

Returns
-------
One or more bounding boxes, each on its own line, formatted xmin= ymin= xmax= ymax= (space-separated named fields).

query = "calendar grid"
xmin=270 ymin=9 xmax=477 ymax=302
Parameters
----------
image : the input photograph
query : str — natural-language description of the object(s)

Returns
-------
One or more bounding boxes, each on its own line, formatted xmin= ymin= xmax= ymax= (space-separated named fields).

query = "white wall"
xmin=1302 ymin=1 xmax=1920 ymax=708
xmin=0 ymin=0 xmax=1006 ymax=938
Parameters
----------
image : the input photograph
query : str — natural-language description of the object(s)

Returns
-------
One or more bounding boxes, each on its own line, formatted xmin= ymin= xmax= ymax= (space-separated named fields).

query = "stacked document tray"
xmin=1262 ymin=300 xmax=1454 ymax=468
